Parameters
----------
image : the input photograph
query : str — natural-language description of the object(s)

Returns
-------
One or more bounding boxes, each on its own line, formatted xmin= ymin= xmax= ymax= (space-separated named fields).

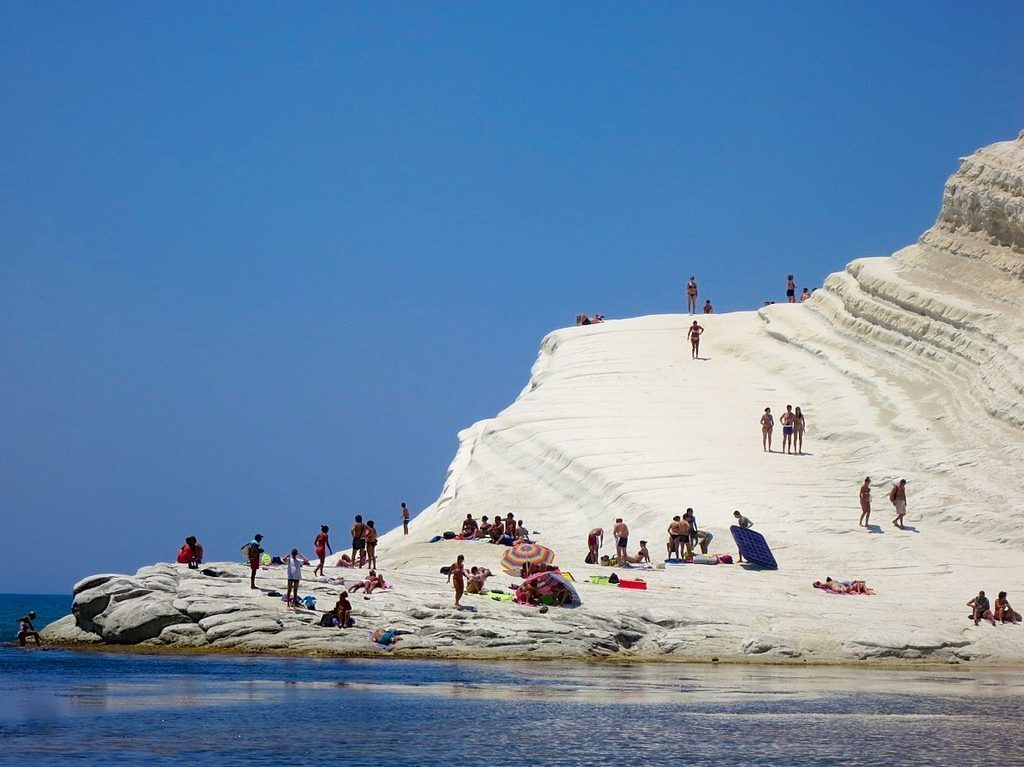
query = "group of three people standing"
xmin=760 ymin=404 xmax=805 ymax=454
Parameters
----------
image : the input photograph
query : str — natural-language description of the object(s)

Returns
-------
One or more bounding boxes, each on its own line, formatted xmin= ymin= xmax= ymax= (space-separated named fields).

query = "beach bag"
xmin=584 ymin=552 xmax=596 ymax=564
xmin=241 ymin=543 xmax=253 ymax=559
xmin=319 ymin=612 xmax=336 ymax=627
xmin=301 ymin=596 xmax=317 ymax=610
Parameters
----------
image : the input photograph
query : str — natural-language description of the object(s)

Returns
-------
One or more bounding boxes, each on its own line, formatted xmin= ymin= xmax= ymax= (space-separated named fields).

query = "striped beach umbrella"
xmin=500 ymin=542 xmax=556 ymax=573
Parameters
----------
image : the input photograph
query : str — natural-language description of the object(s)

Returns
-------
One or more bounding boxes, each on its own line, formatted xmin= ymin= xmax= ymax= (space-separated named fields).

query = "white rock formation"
xmin=44 ymin=133 xmax=1024 ymax=664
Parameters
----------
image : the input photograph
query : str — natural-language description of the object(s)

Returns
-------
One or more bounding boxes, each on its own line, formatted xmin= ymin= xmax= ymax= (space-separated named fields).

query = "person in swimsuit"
xmin=364 ymin=520 xmax=378 ymax=570
xmin=447 ymin=554 xmax=466 ymax=609
xmin=800 ymin=287 xmax=810 ymax=302
xmin=968 ymin=591 xmax=995 ymax=626
xmin=351 ymin=515 xmax=366 ymax=568
xmin=786 ymin=274 xmax=796 ymax=303
xmin=17 ymin=611 xmax=41 ymax=647
xmin=793 ymin=406 xmax=805 ymax=454
xmin=686 ymin=276 xmax=698 ymax=314
xmin=636 ymin=541 xmax=651 ymax=564
xmin=689 ymin=320 xmax=704 ymax=360
xmin=613 ymin=518 xmax=629 ymax=567
xmin=780 ymin=404 xmax=795 ymax=454
xmin=503 ymin=513 xmax=516 ymax=544
xmin=683 ymin=507 xmax=712 ymax=554
xmin=890 ymin=479 xmax=908 ymax=529
xmin=245 ymin=534 xmax=264 ymax=589
xmin=732 ymin=511 xmax=752 ymax=563
xmin=466 ymin=566 xmax=493 ymax=594
xmin=333 ymin=591 xmax=352 ymax=629
xmin=401 ymin=502 xmax=410 ymax=535
xmin=703 ymin=299 xmax=713 ymax=314
xmin=313 ymin=525 xmax=332 ymax=577
xmin=666 ymin=516 xmax=685 ymax=559
xmin=461 ymin=513 xmax=479 ymax=539
xmin=994 ymin=592 xmax=1020 ymax=624
xmin=859 ymin=477 xmax=872 ymax=527
xmin=586 ymin=527 xmax=603 ymax=563
xmin=760 ymin=407 xmax=774 ymax=452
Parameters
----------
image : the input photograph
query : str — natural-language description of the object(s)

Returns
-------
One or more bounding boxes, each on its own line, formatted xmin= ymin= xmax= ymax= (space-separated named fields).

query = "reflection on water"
xmin=1 ymin=649 xmax=1022 ymax=767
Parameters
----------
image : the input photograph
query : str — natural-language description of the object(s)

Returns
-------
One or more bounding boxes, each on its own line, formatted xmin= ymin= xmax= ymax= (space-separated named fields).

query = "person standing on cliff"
xmin=401 ymin=502 xmax=410 ymax=535
xmin=686 ymin=276 xmax=698 ymax=314
xmin=586 ymin=527 xmax=603 ymax=564
xmin=859 ymin=477 xmax=872 ymax=527
xmin=447 ymin=553 xmax=466 ymax=609
xmin=245 ymin=534 xmax=264 ymax=589
xmin=786 ymin=274 xmax=797 ymax=303
xmin=760 ymin=407 xmax=774 ymax=452
xmin=351 ymin=515 xmax=367 ymax=568
xmin=613 ymin=518 xmax=629 ymax=567
xmin=890 ymin=479 xmax=908 ymax=529
xmin=283 ymin=548 xmax=310 ymax=607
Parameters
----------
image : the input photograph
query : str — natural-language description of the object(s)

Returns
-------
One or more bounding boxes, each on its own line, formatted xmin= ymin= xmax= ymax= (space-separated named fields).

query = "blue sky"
xmin=3 ymin=3 xmax=1023 ymax=594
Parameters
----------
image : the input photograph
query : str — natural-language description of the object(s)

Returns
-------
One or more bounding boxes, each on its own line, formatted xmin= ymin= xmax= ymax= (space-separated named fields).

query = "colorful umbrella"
xmin=500 ymin=542 xmax=556 ymax=573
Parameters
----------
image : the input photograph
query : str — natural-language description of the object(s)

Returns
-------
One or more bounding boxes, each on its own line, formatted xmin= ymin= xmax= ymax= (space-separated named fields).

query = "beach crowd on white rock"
xmin=44 ymin=133 xmax=1024 ymax=664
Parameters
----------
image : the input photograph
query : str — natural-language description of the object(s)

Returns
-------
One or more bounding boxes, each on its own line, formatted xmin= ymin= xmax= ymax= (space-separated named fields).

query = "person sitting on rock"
xmin=466 ymin=566 xmax=493 ymax=594
xmin=17 ymin=611 xmax=41 ymax=647
xmin=635 ymin=541 xmax=651 ymax=564
xmin=333 ymin=592 xmax=352 ymax=628
xmin=991 ymin=593 xmax=1015 ymax=622
xmin=968 ymin=590 xmax=996 ymax=626
xmin=177 ymin=536 xmax=203 ymax=569
xmin=461 ymin=514 xmax=479 ymax=539
xmin=513 ymin=520 xmax=531 ymax=544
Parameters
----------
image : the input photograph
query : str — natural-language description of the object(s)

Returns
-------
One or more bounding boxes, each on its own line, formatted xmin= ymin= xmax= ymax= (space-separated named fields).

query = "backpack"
xmin=241 ymin=543 xmax=253 ymax=559
xmin=889 ymin=485 xmax=899 ymax=503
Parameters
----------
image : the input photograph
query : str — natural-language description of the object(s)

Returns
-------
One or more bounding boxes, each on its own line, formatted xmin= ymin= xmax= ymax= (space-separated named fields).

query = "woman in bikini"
xmin=760 ymin=407 xmax=774 ymax=452
xmin=686 ymin=276 xmax=698 ymax=314
xmin=994 ymin=592 xmax=1020 ymax=624
xmin=447 ymin=554 xmax=466 ymax=609
xmin=313 ymin=525 xmax=332 ymax=577
xmin=364 ymin=521 xmax=378 ymax=570
xmin=859 ymin=477 xmax=872 ymax=527
xmin=793 ymin=406 xmax=806 ymax=454
xmin=689 ymin=320 xmax=704 ymax=360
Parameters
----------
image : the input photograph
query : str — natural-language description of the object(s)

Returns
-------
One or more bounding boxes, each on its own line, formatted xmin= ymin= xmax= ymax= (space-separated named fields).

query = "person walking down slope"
xmin=687 ymin=276 xmax=698 ymax=314
xmin=859 ymin=477 xmax=872 ymax=527
xmin=760 ymin=407 xmax=774 ymax=452
xmin=890 ymin=479 xmax=908 ymax=529
xmin=689 ymin=320 xmax=704 ymax=360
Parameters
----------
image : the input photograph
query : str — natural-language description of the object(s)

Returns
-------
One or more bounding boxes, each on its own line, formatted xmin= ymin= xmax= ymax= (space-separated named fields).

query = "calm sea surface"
xmin=2 ymin=594 xmax=1022 ymax=767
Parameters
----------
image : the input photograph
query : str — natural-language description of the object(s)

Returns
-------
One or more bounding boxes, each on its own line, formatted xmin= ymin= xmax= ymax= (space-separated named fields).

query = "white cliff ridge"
xmin=45 ymin=133 xmax=1024 ymax=663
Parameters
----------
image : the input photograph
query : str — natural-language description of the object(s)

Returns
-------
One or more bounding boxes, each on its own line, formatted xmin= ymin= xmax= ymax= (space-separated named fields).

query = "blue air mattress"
xmin=730 ymin=525 xmax=778 ymax=569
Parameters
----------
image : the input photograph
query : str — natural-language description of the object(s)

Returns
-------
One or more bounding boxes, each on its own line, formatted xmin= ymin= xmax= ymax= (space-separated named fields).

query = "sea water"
xmin=2 ymin=595 xmax=1022 ymax=767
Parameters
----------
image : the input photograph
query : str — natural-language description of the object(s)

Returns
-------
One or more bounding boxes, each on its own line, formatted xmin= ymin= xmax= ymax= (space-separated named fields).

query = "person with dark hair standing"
xmin=890 ymin=479 xmax=908 ymax=529
xmin=313 ymin=525 xmax=332 ymax=577
xmin=351 ymin=515 xmax=367 ymax=568
xmin=686 ymin=276 xmax=698 ymax=314
xmin=365 ymin=520 xmax=378 ymax=570
xmin=760 ymin=407 xmax=774 ymax=452
xmin=859 ymin=477 xmax=872 ymax=527
xmin=689 ymin=320 xmax=704 ymax=360
xmin=786 ymin=274 xmax=796 ymax=303
xmin=17 ymin=611 xmax=41 ymax=646
xmin=447 ymin=553 xmax=466 ymax=609
xmin=401 ymin=502 xmax=410 ymax=535
xmin=245 ymin=534 xmax=264 ymax=589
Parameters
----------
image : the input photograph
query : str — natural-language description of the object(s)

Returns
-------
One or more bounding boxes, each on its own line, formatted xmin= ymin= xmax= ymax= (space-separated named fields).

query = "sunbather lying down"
xmin=814 ymin=577 xmax=875 ymax=595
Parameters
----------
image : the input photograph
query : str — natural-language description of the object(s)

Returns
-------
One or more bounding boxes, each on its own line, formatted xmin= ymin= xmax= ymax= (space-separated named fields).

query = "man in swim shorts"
xmin=780 ymin=404 xmax=795 ymax=454
xmin=246 ymin=533 xmax=264 ymax=589
xmin=613 ymin=518 xmax=629 ymax=568
xmin=890 ymin=479 xmax=907 ymax=529
xmin=666 ymin=516 xmax=686 ymax=559
xmin=786 ymin=274 xmax=796 ymax=303
xmin=351 ymin=515 xmax=367 ymax=568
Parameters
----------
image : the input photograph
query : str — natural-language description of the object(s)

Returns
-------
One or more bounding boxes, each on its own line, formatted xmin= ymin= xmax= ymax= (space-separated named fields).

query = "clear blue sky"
xmin=3 ymin=3 xmax=1022 ymax=594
